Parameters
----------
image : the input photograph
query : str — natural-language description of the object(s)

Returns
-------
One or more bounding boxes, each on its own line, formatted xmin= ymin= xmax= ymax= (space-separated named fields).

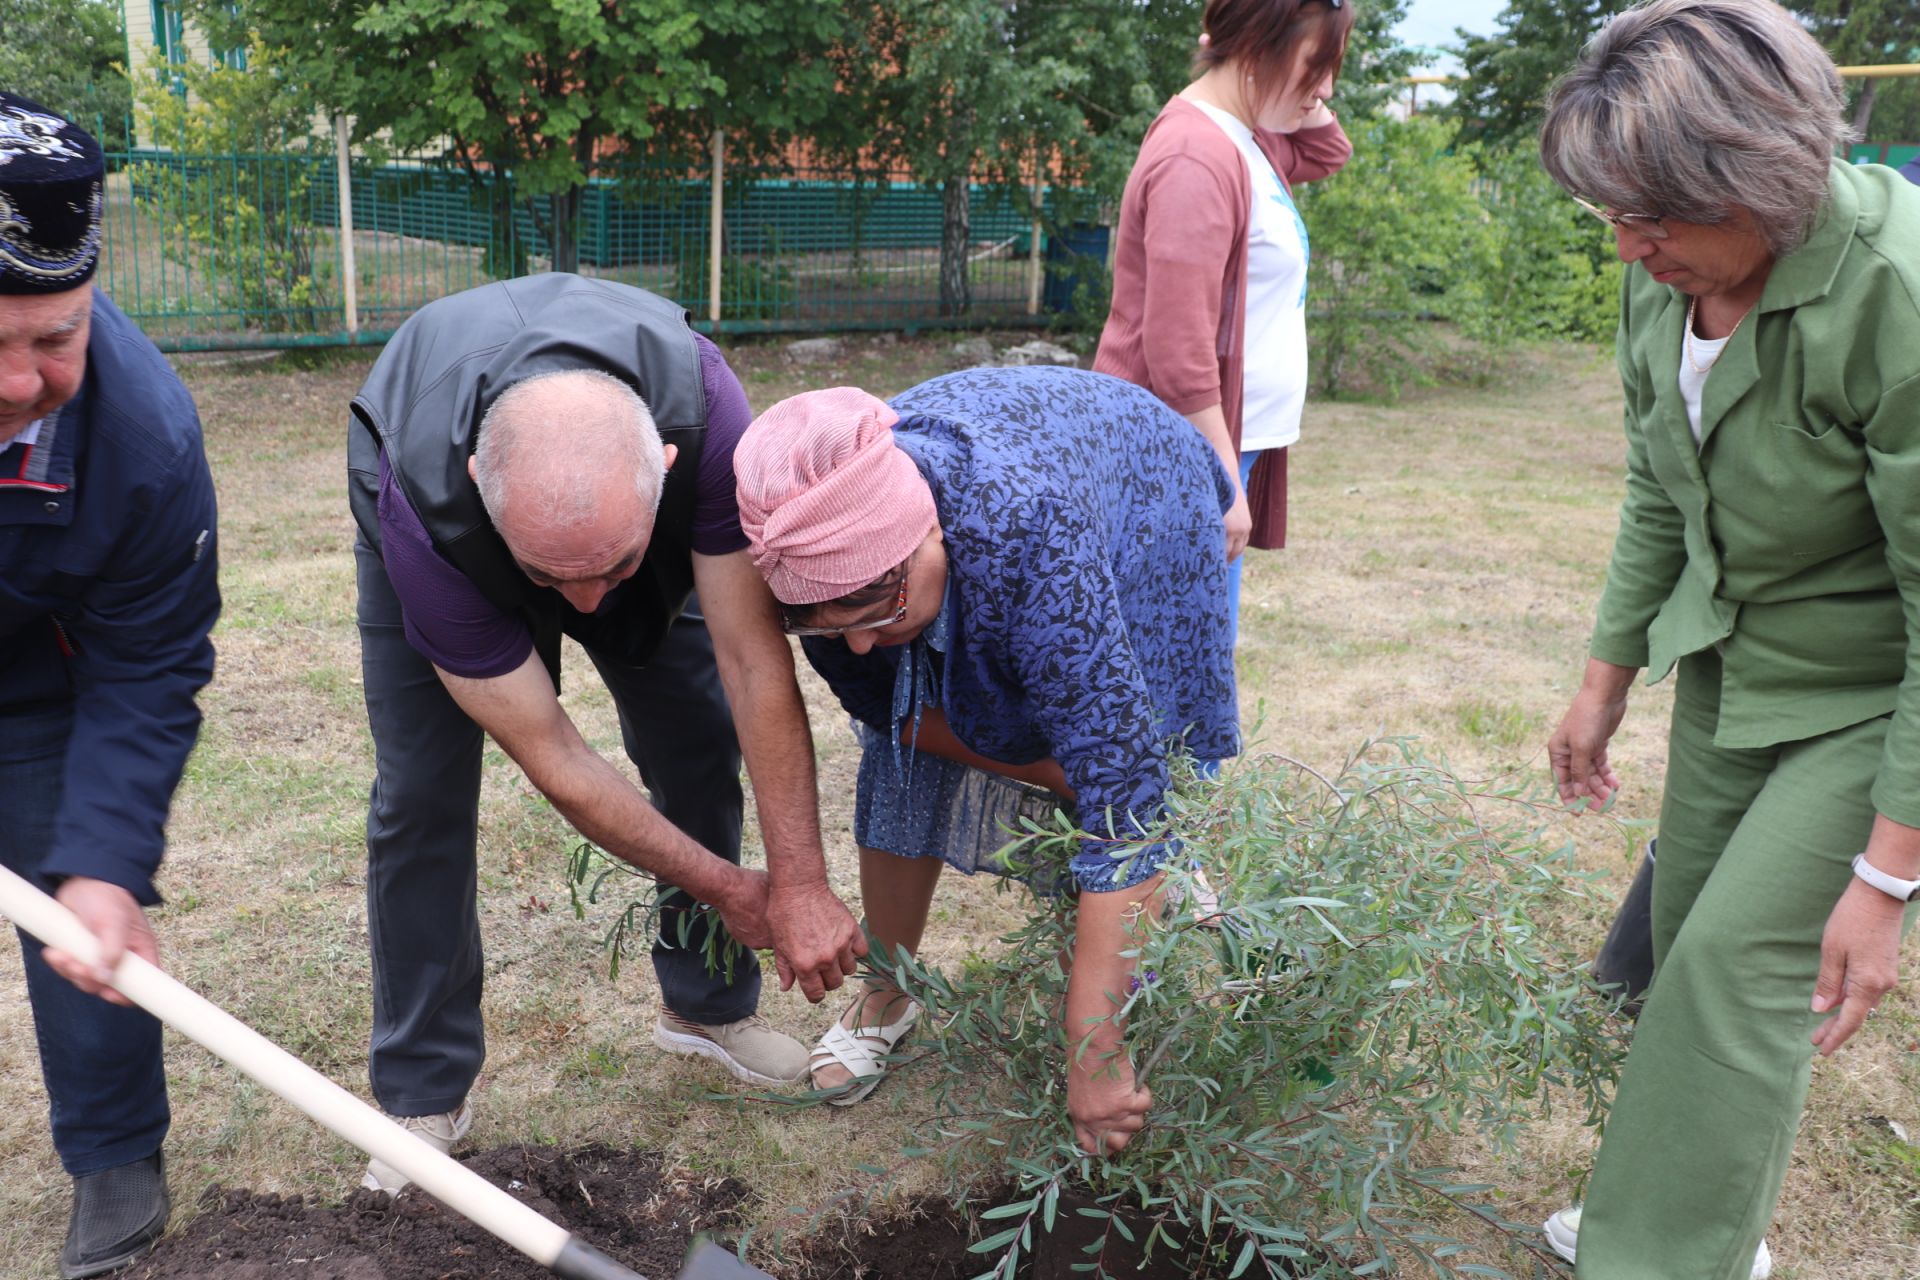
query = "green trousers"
xmin=1578 ymin=652 xmax=1911 ymax=1279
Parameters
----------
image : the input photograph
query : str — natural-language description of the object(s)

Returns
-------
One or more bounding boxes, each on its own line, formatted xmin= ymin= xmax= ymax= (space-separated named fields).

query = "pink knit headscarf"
xmin=735 ymin=387 xmax=937 ymax=606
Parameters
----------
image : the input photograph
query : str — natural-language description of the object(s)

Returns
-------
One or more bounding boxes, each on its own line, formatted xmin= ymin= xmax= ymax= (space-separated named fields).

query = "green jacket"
xmin=1590 ymin=161 xmax=1920 ymax=825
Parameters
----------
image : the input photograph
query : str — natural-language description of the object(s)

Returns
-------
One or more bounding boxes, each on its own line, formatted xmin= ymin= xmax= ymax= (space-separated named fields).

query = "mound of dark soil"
xmin=118 ymin=1146 xmax=1244 ymax=1279
xmin=122 ymin=1145 xmax=748 ymax=1280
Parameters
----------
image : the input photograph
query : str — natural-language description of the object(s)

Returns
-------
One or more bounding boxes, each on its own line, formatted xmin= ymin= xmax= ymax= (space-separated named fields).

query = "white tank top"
xmin=1190 ymin=99 xmax=1311 ymax=453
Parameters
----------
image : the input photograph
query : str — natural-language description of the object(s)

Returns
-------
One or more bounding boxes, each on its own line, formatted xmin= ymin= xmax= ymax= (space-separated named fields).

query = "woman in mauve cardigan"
xmin=1095 ymin=0 xmax=1352 ymax=605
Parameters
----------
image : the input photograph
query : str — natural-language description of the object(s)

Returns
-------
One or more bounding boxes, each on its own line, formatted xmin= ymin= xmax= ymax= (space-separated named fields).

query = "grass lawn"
xmin=1 ymin=332 xmax=1916 ymax=1278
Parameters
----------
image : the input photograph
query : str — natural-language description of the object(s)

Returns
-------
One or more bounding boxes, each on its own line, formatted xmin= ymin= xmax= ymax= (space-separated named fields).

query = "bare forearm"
xmin=904 ymin=707 xmax=1074 ymax=797
xmin=1577 ymin=656 xmax=1638 ymax=702
xmin=1065 ymin=875 xmax=1164 ymax=1058
xmin=695 ymin=549 xmax=833 ymax=890
xmin=1183 ymin=404 xmax=1240 ymax=484
xmin=436 ymin=658 xmax=746 ymax=906
xmin=525 ymin=739 xmax=744 ymax=903
xmin=728 ymin=661 xmax=832 ymax=891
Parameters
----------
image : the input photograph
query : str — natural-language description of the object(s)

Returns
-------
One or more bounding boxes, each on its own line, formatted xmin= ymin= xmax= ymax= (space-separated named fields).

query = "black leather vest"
xmin=347 ymin=275 xmax=706 ymax=687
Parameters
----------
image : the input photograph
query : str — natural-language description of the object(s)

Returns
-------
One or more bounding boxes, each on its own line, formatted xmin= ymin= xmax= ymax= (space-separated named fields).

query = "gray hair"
xmin=473 ymin=369 xmax=666 ymax=531
xmin=1539 ymin=0 xmax=1850 ymax=257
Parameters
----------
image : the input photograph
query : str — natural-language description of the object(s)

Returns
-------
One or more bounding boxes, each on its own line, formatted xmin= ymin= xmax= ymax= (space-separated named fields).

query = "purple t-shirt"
xmin=377 ymin=333 xmax=751 ymax=678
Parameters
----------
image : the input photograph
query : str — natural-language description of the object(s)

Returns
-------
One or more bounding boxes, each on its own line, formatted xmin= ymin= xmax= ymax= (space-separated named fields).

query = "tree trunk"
xmin=480 ymin=172 xmax=527 ymax=281
xmin=939 ymin=174 xmax=972 ymax=317
xmin=548 ymin=187 xmax=583 ymax=275
xmin=1852 ymin=77 xmax=1879 ymax=140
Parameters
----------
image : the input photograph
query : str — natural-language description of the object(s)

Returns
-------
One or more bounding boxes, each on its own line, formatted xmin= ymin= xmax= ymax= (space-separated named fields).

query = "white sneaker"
xmin=1544 ymin=1205 xmax=1772 ymax=1278
xmin=654 ymin=1010 xmax=808 ymax=1086
xmin=361 ymin=1100 xmax=474 ymax=1193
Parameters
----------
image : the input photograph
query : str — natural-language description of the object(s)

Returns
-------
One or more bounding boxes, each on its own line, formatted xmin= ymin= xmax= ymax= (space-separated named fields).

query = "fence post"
xmin=1026 ymin=163 xmax=1043 ymax=316
xmin=335 ymin=115 xmax=359 ymax=339
xmin=708 ymin=128 xmax=724 ymax=328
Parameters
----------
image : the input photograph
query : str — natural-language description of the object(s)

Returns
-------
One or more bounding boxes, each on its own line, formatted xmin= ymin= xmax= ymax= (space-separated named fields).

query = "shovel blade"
xmin=679 ymin=1240 xmax=776 ymax=1280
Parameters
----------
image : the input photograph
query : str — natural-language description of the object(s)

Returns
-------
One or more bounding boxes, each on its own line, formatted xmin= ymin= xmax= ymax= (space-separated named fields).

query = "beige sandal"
xmin=808 ymin=996 xmax=919 ymax=1106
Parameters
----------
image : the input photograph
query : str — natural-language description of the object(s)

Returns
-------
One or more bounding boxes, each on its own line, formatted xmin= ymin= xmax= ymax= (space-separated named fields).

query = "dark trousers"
xmin=1 ymin=703 xmax=169 ymax=1175
xmin=354 ymin=540 xmax=754 ymax=1117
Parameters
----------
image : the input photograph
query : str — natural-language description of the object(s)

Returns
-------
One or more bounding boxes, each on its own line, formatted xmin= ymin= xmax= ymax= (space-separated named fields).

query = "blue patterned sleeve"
xmin=992 ymin=494 xmax=1177 ymax=893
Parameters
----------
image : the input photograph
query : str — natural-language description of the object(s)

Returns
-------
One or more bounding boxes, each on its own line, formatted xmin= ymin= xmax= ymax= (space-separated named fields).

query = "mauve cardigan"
xmin=1094 ymin=97 xmax=1352 ymax=550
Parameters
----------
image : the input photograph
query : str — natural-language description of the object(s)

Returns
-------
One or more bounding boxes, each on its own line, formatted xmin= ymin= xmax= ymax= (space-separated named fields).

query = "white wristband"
xmin=1851 ymin=853 xmax=1920 ymax=903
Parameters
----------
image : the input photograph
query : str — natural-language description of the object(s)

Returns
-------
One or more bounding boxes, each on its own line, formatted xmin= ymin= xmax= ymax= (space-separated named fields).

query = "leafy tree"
xmin=0 ymin=0 xmax=133 ymax=150
xmin=1460 ymin=141 xmax=1624 ymax=348
xmin=1451 ymin=0 xmax=1919 ymax=145
xmin=1295 ymin=114 xmax=1494 ymax=399
xmin=1861 ymin=76 xmax=1920 ymax=144
xmin=1447 ymin=0 xmax=1631 ymax=146
xmin=825 ymin=0 xmax=1204 ymax=317
xmin=195 ymin=0 xmax=856 ymax=275
xmin=1797 ymin=0 xmax=1920 ymax=136
xmin=826 ymin=0 xmax=1409 ymax=320
xmin=130 ymin=40 xmax=333 ymax=331
xmin=1327 ymin=0 xmax=1419 ymax=116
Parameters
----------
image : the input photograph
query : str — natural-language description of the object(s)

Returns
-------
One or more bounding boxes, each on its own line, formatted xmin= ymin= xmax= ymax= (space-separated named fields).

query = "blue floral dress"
xmin=802 ymin=366 xmax=1239 ymax=894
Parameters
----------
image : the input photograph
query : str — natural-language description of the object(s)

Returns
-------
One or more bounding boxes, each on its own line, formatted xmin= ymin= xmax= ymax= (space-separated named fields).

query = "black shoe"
xmin=59 ymin=1151 xmax=169 ymax=1279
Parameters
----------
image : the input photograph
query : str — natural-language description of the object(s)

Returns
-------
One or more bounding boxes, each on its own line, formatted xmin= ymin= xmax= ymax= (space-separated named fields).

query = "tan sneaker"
xmin=361 ymin=1100 xmax=474 ymax=1193
xmin=654 ymin=1010 xmax=808 ymax=1086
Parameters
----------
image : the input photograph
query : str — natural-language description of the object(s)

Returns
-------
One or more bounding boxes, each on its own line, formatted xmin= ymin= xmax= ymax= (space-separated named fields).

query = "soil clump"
xmin=122 ymin=1145 xmax=746 ymax=1280
xmin=118 ymin=1146 xmax=1243 ymax=1278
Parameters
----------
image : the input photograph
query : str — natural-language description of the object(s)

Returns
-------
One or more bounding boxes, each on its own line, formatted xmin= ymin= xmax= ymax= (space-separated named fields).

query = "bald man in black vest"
xmin=347 ymin=276 xmax=862 ymax=1191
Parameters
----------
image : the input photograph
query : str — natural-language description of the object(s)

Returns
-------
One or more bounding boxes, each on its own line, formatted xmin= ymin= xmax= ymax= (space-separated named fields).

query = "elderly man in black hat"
xmin=0 ymin=97 xmax=221 ymax=1276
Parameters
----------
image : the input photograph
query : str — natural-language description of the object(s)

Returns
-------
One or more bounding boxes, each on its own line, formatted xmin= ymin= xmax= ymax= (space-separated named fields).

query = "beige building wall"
xmin=121 ymin=0 xmax=234 ymax=148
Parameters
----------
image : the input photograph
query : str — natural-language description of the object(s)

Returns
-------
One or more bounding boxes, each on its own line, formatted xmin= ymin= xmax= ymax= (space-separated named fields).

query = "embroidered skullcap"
xmin=735 ymin=387 xmax=936 ymax=606
xmin=0 ymin=94 xmax=104 ymax=295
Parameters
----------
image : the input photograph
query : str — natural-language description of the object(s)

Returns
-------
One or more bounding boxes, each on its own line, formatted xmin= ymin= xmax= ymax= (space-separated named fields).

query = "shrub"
xmin=130 ymin=42 xmax=334 ymax=334
xmin=1297 ymin=115 xmax=1492 ymax=400
xmin=793 ymin=741 xmax=1624 ymax=1279
xmin=1297 ymin=119 xmax=1625 ymax=398
xmin=1456 ymin=144 xmax=1624 ymax=350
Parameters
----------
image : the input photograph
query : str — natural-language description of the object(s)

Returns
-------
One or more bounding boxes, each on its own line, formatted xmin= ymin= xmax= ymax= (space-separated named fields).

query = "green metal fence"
xmin=1849 ymin=140 xmax=1920 ymax=168
xmin=98 ymin=143 xmax=1096 ymax=351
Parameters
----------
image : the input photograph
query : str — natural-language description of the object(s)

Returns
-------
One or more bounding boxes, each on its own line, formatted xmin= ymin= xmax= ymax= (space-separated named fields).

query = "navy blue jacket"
xmin=0 ymin=290 xmax=219 ymax=903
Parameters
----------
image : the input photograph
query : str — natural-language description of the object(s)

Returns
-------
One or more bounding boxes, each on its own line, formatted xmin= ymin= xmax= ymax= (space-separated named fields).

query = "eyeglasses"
xmin=1571 ymin=195 xmax=1670 ymax=240
xmin=781 ymin=559 xmax=911 ymax=638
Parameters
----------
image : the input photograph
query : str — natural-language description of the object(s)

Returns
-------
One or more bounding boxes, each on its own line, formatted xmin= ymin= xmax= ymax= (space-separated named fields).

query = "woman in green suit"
xmin=1537 ymin=1 xmax=1920 ymax=1276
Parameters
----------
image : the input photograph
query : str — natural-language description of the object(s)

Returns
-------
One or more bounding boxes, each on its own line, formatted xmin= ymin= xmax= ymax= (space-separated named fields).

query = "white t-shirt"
xmin=1191 ymin=99 xmax=1310 ymax=453
xmin=1679 ymin=330 xmax=1729 ymax=447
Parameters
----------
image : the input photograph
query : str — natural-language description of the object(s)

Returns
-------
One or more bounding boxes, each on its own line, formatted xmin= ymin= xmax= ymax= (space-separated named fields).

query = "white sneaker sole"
xmin=653 ymin=1023 xmax=800 ymax=1087
xmin=1543 ymin=1212 xmax=1772 ymax=1278
xmin=1543 ymin=1212 xmax=1579 ymax=1264
xmin=361 ymin=1104 xmax=473 ymax=1193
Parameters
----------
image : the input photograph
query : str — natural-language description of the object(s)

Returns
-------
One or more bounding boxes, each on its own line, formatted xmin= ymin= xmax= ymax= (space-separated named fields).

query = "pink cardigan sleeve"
xmin=1261 ymin=114 xmax=1353 ymax=188
xmin=1130 ymin=151 xmax=1241 ymax=416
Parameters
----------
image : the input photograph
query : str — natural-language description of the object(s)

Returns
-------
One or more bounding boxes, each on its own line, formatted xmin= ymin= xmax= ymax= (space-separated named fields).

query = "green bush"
xmin=1457 ymin=144 xmax=1624 ymax=349
xmin=130 ymin=43 xmax=334 ymax=333
xmin=1298 ymin=118 xmax=1624 ymax=399
xmin=799 ymin=742 xmax=1624 ymax=1279
xmin=675 ymin=225 xmax=799 ymax=323
xmin=1297 ymin=115 xmax=1492 ymax=400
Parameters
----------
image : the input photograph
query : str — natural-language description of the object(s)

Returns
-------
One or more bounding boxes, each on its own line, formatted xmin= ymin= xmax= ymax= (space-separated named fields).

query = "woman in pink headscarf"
xmin=735 ymin=364 xmax=1239 ymax=1155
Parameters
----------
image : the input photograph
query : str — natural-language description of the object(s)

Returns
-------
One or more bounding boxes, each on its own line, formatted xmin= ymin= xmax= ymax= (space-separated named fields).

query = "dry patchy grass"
xmin=1 ymin=334 xmax=1915 ymax=1278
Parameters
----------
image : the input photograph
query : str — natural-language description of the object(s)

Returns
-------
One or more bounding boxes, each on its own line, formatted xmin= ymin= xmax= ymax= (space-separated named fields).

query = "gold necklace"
xmin=1684 ymin=295 xmax=1752 ymax=375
